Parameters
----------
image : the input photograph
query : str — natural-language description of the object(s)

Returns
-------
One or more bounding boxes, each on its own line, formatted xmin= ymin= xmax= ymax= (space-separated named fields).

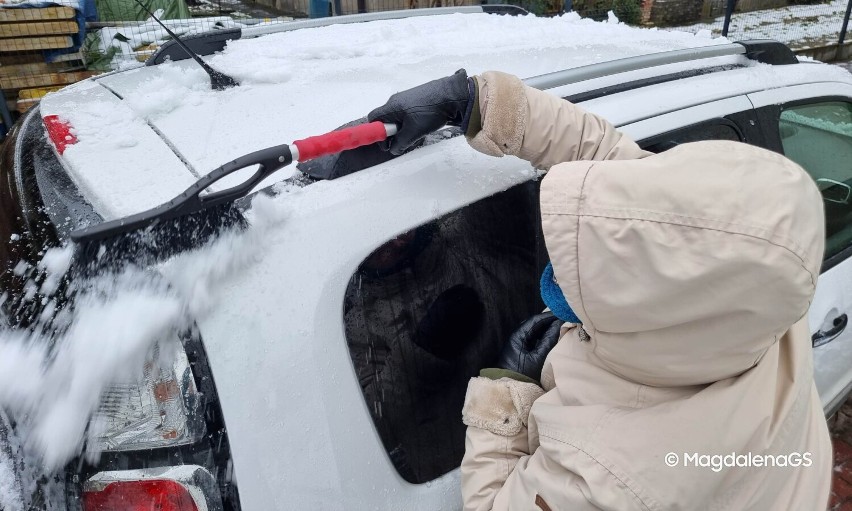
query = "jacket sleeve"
xmin=461 ymin=375 xmax=641 ymax=511
xmin=465 ymin=71 xmax=650 ymax=170
xmin=461 ymin=376 xmax=542 ymax=511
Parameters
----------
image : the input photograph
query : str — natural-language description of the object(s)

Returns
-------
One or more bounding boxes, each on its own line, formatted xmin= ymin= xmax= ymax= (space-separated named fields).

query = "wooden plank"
xmin=0 ymin=61 xmax=50 ymax=76
xmin=0 ymin=7 xmax=76 ymax=23
xmin=0 ymin=51 xmax=41 ymax=65
xmin=0 ymin=36 xmax=72 ymax=52
xmin=18 ymin=86 xmax=61 ymax=99
xmin=46 ymin=50 xmax=82 ymax=63
xmin=0 ymin=21 xmax=79 ymax=38
xmin=0 ymin=70 xmax=95 ymax=90
xmin=0 ymin=61 xmax=81 ymax=78
xmin=16 ymin=97 xmax=38 ymax=114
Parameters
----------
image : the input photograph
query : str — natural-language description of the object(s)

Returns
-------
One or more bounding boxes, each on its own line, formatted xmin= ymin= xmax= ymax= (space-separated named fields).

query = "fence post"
xmin=840 ymin=0 xmax=852 ymax=46
xmin=722 ymin=0 xmax=737 ymax=37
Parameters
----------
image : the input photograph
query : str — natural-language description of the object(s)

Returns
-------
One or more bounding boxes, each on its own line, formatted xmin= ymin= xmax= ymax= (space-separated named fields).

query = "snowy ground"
xmin=666 ymin=0 xmax=849 ymax=49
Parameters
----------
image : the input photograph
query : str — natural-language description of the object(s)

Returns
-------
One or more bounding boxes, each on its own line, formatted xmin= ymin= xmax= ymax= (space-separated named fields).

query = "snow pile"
xmin=79 ymin=11 xmax=728 ymax=215
xmin=95 ymin=15 xmax=286 ymax=69
xmin=667 ymin=0 xmax=849 ymax=49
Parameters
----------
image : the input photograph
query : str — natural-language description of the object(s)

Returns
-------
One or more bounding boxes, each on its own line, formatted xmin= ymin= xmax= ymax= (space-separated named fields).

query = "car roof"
xmin=40 ymin=11 xmax=852 ymax=221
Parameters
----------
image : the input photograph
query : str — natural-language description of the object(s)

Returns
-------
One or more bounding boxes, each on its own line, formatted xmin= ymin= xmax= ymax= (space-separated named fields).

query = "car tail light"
xmin=42 ymin=115 xmax=77 ymax=155
xmin=82 ymin=480 xmax=198 ymax=511
xmin=82 ymin=466 xmax=222 ymax=511
xmin=88 ymin=337 xmax=205 ymax=452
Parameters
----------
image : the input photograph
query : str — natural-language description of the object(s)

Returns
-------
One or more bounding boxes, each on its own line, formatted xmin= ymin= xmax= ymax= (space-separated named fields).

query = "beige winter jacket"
xmin=460 ymin=72 xmax=832 ymax=511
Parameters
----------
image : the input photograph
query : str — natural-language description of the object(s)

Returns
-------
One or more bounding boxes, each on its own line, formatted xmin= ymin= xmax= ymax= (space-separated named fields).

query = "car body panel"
xmin=171 ymin=140 xmax=538 ymax=509
xmin=747 ymin=82 xmax=852 ymax=414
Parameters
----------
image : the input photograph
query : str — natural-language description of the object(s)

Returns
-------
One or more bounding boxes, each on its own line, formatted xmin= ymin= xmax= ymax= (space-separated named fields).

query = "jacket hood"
xmin=540 ymin=140 xmax=824 ymax=387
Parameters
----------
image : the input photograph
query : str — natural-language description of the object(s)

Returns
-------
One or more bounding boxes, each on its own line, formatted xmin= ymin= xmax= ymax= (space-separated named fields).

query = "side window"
xmin=640 ymin=119 xmax=743 ymax=153
xmin=779 ymin=101 xmax=852 ymax=259
xmin=343 ymin=182 xmax=549 ymax=484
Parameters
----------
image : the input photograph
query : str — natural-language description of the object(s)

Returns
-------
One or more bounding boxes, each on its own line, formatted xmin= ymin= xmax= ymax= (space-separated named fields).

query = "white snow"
xmin=667 ymin=0 xmax=849 ymax=49
xmin=79 ymin=12 xmax=734 ymax=215
xmin=0 ymin=452 xmax=22 ymax=511
xmin=0 ymin=266 xmax=185 ymax=468
xmin=97 ymin=16 xmax=286 ymax=69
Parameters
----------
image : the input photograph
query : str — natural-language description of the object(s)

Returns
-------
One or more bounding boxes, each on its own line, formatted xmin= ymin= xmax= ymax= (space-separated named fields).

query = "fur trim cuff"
xmin=467 ymin=71 xmax=527 ymax=158
xmin=462 ymin=377 xmax=544 ymax=436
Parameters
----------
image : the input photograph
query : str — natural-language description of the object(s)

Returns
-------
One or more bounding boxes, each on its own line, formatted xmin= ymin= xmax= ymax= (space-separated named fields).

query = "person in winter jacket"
xmin=368 ymin=69 xmax=833 ymax=510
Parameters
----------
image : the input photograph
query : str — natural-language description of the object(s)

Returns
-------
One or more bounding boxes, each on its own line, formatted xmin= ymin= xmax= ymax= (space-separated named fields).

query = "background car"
xmin=1 ymin=7 xmax=852 ymax=510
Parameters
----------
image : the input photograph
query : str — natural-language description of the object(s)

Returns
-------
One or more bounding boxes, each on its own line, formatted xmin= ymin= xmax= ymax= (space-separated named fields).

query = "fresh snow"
xmin=667 ymin=0 xmax=849 ymax=49
xmin=77 ymin=12 xmax=731 ymax=216
xmin=96 ymin=16 xmax=283 ymax=69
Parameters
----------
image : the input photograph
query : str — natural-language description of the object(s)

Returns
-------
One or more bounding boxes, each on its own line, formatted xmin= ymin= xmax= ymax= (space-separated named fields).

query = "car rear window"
xmin=342 ymin=181 xmax=549 ymax=483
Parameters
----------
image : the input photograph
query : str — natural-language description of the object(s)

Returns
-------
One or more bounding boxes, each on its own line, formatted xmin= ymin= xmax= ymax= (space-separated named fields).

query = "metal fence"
xmin=666 ymin=0 xmax=852 ymax=50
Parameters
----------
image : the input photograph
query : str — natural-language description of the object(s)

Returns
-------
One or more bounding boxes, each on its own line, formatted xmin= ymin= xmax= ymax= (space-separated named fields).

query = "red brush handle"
xmin=292 ymin=121 xmax=393 ymax=162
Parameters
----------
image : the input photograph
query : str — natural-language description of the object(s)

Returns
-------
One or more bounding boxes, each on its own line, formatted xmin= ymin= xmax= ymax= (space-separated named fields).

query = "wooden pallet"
xmin=0 ymin=60 xmax=82 ymax=78
xmin=15 ymin=85 xmax=68 ymax=113
xmin=0 ymin=20 xmax=79 ymax=38
xmin=0 ymin=35 xmax=72 ymax=52
xmin=18 ymin=86 xmax=62 ymax=99
xmin=0 ymin=6 xmax=75 ymax=23
xmin=0 ymin=6 xmax=94 ymax=117
xmin=15 ymin=96 xmax=37 ymax=113
xmin=0 ymin=70 xmax=95 ymax=90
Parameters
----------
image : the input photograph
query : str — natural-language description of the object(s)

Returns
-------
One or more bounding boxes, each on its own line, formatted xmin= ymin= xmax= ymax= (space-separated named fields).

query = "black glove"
xmin=368 ymin=69 xmax=472 ymax=156
xmin=415 ymin=284 xmax=484 ymax=360
xmin=496 ymin=312 xmax=563 ymax=382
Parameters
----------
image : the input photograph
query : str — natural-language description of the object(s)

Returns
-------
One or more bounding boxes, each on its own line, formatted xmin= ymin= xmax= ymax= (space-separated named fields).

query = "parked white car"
xmin=2 ymin=6 xmax=852 ymax=510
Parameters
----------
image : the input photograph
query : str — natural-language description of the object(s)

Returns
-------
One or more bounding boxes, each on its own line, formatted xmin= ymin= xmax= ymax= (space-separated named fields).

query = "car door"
xmin=748 ymin=83 xmax=852 ymax=415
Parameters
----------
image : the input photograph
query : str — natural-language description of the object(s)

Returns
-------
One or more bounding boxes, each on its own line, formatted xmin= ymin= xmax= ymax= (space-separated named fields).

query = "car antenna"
xmin=132 ymin=0 xmax=239 ymax=91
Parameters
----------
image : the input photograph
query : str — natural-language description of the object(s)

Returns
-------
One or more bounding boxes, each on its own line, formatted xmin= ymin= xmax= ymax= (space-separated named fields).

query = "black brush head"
xmin=72 ymin=202 xmax=245 ymax=277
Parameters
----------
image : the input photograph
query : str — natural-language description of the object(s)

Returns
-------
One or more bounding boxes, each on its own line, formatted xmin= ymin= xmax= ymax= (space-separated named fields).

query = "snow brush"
xmin=69 ymin=122 xmax=398 ymax=274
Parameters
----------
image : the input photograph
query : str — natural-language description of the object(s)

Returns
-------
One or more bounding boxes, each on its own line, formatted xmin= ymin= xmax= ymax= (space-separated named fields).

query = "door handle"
xmin=812 ymin=313 xmax=848 ymax=347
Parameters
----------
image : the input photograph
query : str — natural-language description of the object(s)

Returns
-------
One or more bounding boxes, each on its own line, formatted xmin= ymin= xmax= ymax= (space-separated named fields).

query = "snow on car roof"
xmin=40 ymin=12 xmax=827 ymax=220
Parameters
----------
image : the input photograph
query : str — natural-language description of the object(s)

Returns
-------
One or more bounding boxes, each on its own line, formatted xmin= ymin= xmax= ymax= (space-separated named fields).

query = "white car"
xmin=2 ymin=7 xmax=852 ymax=510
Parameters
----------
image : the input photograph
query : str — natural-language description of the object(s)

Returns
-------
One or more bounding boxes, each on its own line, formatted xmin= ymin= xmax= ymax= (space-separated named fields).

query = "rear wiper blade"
xmin=134 ymin=0 xmax=238 ymax=90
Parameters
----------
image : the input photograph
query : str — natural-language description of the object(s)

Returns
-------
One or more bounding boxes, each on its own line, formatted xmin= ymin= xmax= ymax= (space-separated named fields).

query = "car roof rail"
xmin=240 ymin=5 xmax=525 ymax=38
xmin=523 ymin=40 xmax=797 ymax=90
xmin=147 ymin=5 xmax=527 ymax=65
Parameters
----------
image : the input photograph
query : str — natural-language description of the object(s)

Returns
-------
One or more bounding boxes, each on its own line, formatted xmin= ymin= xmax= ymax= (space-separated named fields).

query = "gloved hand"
xmin=368 ymin=69 xmax=472 ymax=155
xmin=496 ymin=312 xmax=563 ymax=382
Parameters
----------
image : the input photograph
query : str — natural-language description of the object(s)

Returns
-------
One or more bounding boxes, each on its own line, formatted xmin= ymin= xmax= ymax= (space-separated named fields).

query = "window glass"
xmin=779 ymin=102 xmax=852 ymax=259
xmin=343 ymin=182 xmax=549 ymax=483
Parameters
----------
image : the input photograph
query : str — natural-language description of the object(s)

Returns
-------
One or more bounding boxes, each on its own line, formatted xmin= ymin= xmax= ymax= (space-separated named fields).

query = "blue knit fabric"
xmin=540 ymin=262 xmax=581 ymax=324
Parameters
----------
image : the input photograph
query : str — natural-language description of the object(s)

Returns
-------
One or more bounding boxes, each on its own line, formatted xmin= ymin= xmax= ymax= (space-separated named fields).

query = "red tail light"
xmin=42 ymin=115 xmax=77 ymax=155
xmin=82 ymin=480 xmax=200 ymax=511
